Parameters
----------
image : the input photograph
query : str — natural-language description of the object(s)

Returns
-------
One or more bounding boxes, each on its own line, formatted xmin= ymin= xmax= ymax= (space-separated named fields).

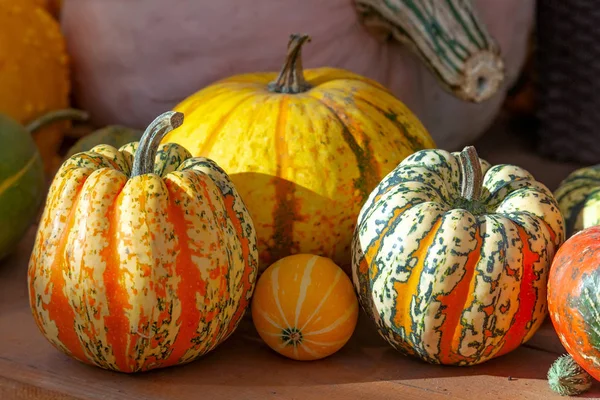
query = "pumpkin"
xmin=61 ymin=0 xmax=534 ymax=150
xmin=161 ymin=34 xmax=436 ymax=273
xmin=352 ymin=145 xmax=565 ymax=365
xmin=0 ymin=109 xmax=87 ymax=261
xmin=553 ymin=165 xmax=600 ymax=238
xmin=0 ymin=0 xmax=71 ymax=174
xmin=548 ymin=225 xmax=600 ymax=382
xmin=27 ymin=111 xmax=259 ymax=373
xmin=251 ymin=254 xmax=359 ymax=361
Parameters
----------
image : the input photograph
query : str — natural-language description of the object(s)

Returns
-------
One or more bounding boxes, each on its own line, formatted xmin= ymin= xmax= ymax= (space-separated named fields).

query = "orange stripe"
xmin=43 ymin=182 xmax=89 ymax=364
xmin=437 ymin=224 xmax=482 ymax=364
xmin=394 ymin=218 xmax=442 ymax=342
xmin=496 ymin=225 xmax=540 ymax=357
xmin=101 ymin=184 xmax=132 ymax=372
xmin=163 ymin=177 xmax=206 ymax=365
xmin=268 ymin=96 xmax=299 ymax=266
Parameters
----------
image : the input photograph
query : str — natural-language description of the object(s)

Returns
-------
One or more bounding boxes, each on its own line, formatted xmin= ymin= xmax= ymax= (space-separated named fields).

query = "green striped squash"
xmin=0 ymin=109 xmax=87 ymax=261
xmin=554 ymin=165 xmax=600 ymax=238
xmin=351 ymin=146 xmax=565 ymax=365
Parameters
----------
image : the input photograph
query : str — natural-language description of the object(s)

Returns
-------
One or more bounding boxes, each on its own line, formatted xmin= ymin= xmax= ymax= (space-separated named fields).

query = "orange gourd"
xmin=548 ymin=225 xmax=600 ymax=381
xmin=251 ymin=254 xmax=359 ymax=361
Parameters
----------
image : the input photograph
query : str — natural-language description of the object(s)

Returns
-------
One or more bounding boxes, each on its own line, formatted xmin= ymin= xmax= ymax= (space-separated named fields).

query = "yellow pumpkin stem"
xmin=25 ymin=108 xmax=89 ymax=134
xmin=458 ymin=145 xmax=483 ymax=201
xmin=268 ymin=34 xmax=313 ymax=94
xmin=131 ymin=111 xmax=184 ymax=177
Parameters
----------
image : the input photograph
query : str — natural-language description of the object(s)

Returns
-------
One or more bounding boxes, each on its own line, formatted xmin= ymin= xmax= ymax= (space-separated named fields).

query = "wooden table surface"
xmin=1 ymin=116 xmax=597 ymax=400
xmin=1 ymin=226 xmax=599 ymax=400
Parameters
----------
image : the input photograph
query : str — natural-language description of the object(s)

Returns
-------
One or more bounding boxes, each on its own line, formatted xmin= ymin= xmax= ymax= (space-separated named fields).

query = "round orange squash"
xmin=251 ymin=254 xmax=359 ymax=361
xmin=162 ymin=34 xmax=436 ymax=273
xmin=548 ymin=225 xmax=600 ymax=381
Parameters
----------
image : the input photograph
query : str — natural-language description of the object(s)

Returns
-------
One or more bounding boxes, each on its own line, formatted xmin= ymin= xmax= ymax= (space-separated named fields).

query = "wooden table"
xmin=1 ymin=116 xmax=597 ymax=400
xmin=1 ymin=226 xmax=599 ymax=400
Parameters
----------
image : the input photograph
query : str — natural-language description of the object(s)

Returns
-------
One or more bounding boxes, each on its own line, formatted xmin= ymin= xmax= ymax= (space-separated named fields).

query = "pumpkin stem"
xmin=268 ymin=34 xmax=313 ymax=94
xmin=25 ymin=108 xmax=89 ymax=134
xmin=131 ymin=111 xmax=184 ymax=177
xmin=458 ymin=146 xmax=483 ymax=202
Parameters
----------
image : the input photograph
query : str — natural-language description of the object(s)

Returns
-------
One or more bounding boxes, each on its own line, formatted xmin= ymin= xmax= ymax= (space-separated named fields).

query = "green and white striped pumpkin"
xmin=554 ymin=165 xmax=600 ymax=238
xmin=351 ymin=146 xmax=565 ymax=366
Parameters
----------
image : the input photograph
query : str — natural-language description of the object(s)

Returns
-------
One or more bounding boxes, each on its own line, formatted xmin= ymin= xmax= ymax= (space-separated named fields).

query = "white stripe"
xmin=272 ymin=266 xmax=291 ymax=329
xmin=300 ymin=269 xmax=343 ymax=332
xmin=254 ymin=306 xmax=284 ymax=331
xmin=305 ymin=302 xmax=357 ymax=336
xmin=294 ymin=256 xmax=318 ymax=328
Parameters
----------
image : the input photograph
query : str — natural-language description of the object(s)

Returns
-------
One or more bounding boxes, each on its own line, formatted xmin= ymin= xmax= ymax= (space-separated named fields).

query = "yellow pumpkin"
xmin=162 ymin=34 xmax=436 ymax=273
xmin=0 ymin=0 xmax=71 ymax=174
xmin=251 ymin=254 xmax=359 ymax=361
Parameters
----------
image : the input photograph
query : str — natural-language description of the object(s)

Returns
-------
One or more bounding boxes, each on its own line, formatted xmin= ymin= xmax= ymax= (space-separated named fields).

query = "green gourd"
xmin=65 ymin=125 xmax=143 ymax=159
xmin=0 ymin=109 xmax=87 ymax=261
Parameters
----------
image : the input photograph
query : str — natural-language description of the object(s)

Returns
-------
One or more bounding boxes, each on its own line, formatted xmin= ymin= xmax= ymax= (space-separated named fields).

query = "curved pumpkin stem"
xmin=458 ymin=145 xmax=483 ymax=201
xmin=25 ymin=108 xmax=89 ymax=134
xmin=268 ymin=34 xmax=313 ymax=94
xmin=131 ymin=111 xmax=184 ymax=177
xmin=354 ymin=0 xmax=504 ymax=103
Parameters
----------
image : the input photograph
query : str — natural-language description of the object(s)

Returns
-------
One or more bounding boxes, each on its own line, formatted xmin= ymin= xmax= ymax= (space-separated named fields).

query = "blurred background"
xmin=4 ymin=0 xmax=592 ymax=176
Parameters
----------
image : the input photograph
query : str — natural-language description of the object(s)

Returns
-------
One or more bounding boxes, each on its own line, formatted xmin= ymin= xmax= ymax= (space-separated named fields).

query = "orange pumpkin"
xmin=548 ymin=225 xmax=600 ymax=381
xmin=27 ymin=111 xmax=259 ymax=373
xmin=251 ymin=254 xmax=359 ymax=361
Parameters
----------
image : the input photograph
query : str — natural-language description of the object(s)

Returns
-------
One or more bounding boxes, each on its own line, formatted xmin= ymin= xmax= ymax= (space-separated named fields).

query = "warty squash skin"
xmin=27 ymin=112 xmax=259 ymax=373
xmin=554 ymin=165 xmax=600 ymax=238
xmin=548 ymin=225 xmax=600 ymax=382
xmin=352 ymin=146 xmax=565 ymax=365
xmin=162 ymin=34 xmax=436 ymax=273
xmin=0 ymin=0 xmax=71 ymax=174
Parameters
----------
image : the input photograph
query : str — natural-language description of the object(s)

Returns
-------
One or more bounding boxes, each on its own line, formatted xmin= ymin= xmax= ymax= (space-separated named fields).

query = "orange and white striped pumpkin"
xmin=251 ymin=254 xmax=359 ymax=361
xmin=27 ymin=111 xmax=258 ymax=373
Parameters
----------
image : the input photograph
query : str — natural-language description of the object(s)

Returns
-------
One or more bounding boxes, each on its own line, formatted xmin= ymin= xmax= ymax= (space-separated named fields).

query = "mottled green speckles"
xmin=579 ymin=272 xmax=600 ymax=349
xmin=352 ymin=146 xmax=565 ymax=366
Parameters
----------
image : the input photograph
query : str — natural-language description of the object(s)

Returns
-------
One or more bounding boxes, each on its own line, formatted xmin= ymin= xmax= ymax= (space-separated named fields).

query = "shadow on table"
xmin=4 ymin=159 xmax=600 ymax=397
xmin=131 ymin=312 xmax=583 ymax=387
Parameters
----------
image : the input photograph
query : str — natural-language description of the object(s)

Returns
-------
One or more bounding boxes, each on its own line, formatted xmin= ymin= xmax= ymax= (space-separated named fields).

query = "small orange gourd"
xmin=251 ymin=254 xmax=359 ymax=361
